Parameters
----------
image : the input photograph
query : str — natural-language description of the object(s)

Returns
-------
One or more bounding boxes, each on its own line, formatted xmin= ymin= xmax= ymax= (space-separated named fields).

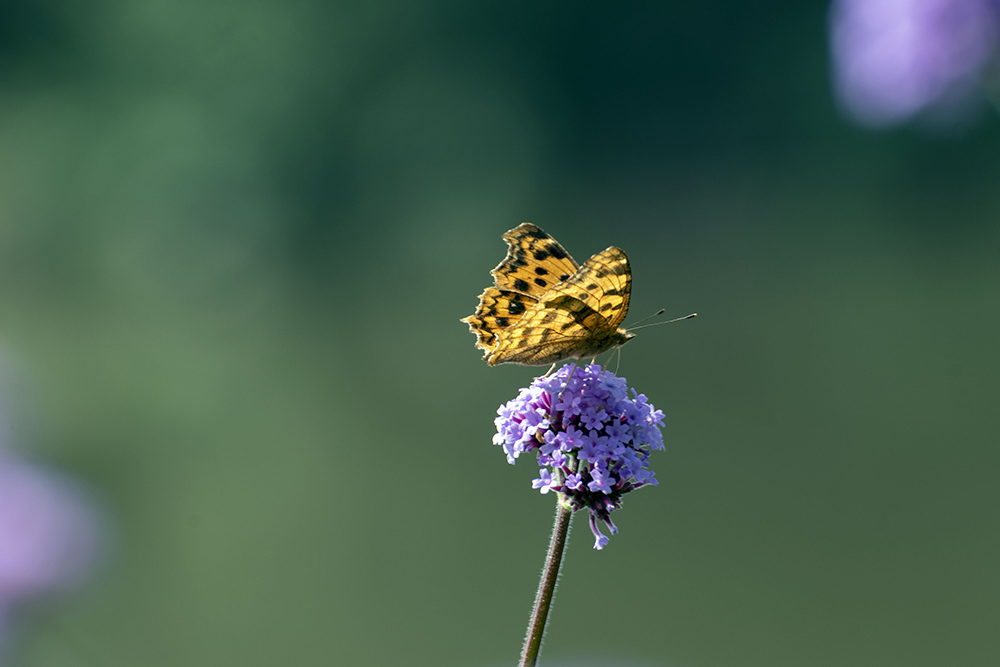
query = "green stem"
xmin=519 ymin=495 xmax=573 ymax=667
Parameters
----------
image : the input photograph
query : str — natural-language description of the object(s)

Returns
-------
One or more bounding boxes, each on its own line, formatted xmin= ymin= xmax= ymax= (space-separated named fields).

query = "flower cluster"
xmin=493 ymin=363 xmax=665 ymax=549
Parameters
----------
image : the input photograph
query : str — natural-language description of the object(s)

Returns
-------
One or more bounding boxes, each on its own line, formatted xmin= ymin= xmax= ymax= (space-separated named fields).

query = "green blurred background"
xmin=1 ymin=1 xmax=999 ymax=666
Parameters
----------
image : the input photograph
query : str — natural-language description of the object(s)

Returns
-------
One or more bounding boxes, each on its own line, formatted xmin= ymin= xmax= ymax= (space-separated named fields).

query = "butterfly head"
xmin=617 ymin=328 xmax=635 ymax=346
xmin=596 ymin=327 xmax=633 ymax=358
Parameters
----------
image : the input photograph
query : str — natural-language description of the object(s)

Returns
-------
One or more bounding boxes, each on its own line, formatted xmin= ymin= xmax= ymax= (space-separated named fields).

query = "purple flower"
xmin=829 ymin=0 xmax=1000 ymax=127
xmin=0 ymin=459 xmax=103 ymax=650
xmin=538 ymin=430 xmax=559 ymax=456
xmin=605 ymin=419 xmax=631 ymax=446
xmin=580 ymin=408 xmax=608 ymax=431
xmin=532 ymin=469 xmax=555 ymax=494
xmin=588 ymin=513 xmax=617 ymax=551
xmin=492 ymin=364 xmax=666 ymax=549
xmin=554 ymin=391 xmax=582 ymax=417
xmin=555 ymin=425 xmax=586 ymax=452
xmin=564 ymin=473 xmax=584 ymax=491
xmin=587 ymin=465 xmax=614 ymax=494
xmin=522 ymin=407 xmax=550 ymax=435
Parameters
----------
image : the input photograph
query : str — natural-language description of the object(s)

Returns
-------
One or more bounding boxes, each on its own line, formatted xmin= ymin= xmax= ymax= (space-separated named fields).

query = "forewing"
xmin=490 ymin=223 xmax=580 ymax=298
xmin=460 ymin=287 xmax=536 ymax=356
xmin=555 ymin=247 xmax=631 ymax=329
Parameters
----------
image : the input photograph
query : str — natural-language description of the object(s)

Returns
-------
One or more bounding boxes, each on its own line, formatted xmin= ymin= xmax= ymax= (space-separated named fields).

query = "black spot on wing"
xmin=534 ymin=267 xmax=549 ymax=276
xmin=514 ymin=278 xmax=530 ymax=292
xmin=534 ymin=278 xmax=548 ymax=287
xmin=548 ymin=244 xmax=569 ymax=259
xmin=508 ymin=300 xmax=526 ymax=315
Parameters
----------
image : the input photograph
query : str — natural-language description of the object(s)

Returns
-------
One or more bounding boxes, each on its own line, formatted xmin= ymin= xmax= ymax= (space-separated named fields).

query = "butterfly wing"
xmin=487 ymin=247 xmax=632 ymax=366
xmin=490 ymin=223 xmax=580 ymax=298
xmin=460 ymin=287 xmax=535 ymax=356
xmin=554 ymin=247 xmax=631 ymax=330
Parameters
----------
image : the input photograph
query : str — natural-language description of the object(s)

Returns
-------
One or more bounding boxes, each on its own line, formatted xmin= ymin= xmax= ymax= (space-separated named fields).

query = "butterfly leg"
xmin=538 ymin=363 xmax=557 ymax=378
xmin=601 ymin=347 xmax=621 ymax=373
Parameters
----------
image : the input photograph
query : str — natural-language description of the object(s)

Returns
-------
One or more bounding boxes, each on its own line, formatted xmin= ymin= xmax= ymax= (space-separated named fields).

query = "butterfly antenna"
xmin=628 ymin=312 xmax=697 ymax=332
xmin=628 ymin=308 xmax=666 ymax=327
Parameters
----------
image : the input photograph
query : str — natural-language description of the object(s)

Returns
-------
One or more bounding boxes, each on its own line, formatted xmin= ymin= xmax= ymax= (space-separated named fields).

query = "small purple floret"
xmin=492 ymin=364 xmax=666 ymax=550
xmin=532 ymin=469 xmax=554 ymax=494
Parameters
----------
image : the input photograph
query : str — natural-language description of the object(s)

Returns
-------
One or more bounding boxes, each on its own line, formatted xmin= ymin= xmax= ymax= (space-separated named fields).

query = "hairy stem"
xmin=519 ymin=496 xmax=573 ymax=667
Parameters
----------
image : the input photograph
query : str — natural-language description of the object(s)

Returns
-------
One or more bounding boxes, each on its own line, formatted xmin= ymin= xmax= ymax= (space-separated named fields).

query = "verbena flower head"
xmin=493 ymin=364 xmax=665 ymax=549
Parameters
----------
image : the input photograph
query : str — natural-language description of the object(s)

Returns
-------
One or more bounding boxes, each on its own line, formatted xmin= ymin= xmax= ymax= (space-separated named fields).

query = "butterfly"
xmin=461 ymin=223 xmax=633 ymax=366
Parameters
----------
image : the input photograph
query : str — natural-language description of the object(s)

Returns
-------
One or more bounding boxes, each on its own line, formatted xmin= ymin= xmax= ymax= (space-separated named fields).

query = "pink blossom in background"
xmin=829 ymin=0 xmax=1000 ymax=126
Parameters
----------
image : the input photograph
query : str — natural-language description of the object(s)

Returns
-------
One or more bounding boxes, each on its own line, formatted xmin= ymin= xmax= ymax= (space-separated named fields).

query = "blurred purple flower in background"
xmin=829 ymin=0 xmax=1000 ymax=127
xmin=0 ymin=360 xmax=104 ymax=657
xmin=0 ymin=463 xmax=102 ymax=630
